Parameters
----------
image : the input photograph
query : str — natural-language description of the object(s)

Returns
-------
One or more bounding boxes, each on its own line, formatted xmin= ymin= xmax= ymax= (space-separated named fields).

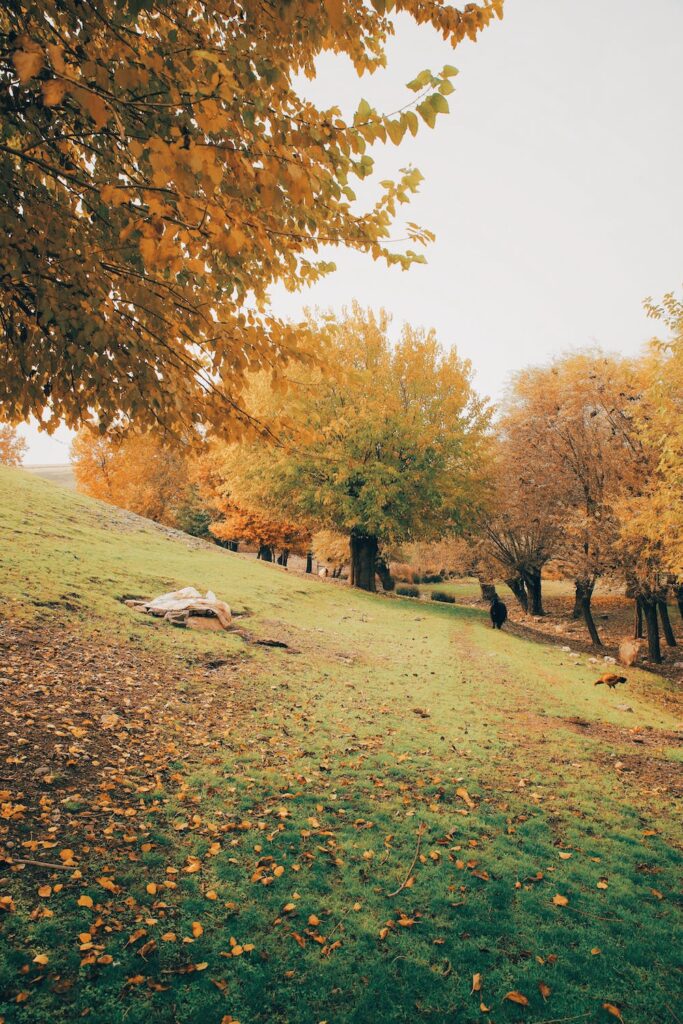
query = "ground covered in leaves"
xmin=1 ymin=468 xmax=681 ymax=1024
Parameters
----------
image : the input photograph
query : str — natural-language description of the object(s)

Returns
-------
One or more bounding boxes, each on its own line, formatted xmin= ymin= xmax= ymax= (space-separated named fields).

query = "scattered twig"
xmin=386 ymin=822 xmax=425 ymax=898
xmin=530 ymin=1014 xmax=590 ymax=1024
xmin=666 ymin=1004 xmax=682 ymax=1024
xmin=566 ymin=905 xmax=622 ymax=923
xmin=325 ymin=905 xmax=355 ymax=941
xmin=2 ymin=857 xmax=75 ymax=871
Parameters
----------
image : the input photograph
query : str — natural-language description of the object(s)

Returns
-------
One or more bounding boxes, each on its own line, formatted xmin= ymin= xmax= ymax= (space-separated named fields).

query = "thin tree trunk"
xmin=674 ymin=584 xmax=683 ymax=623
xmin=522 ymin=570 xmax=545 ymax=616
xmin=349 ymin=531 xmax=378 ymax=592
xmin=657 ymin=598 xmax=677 ymax=646
xmin=642 ymin=597 xmax=662 ymax=664
xmin=276 ymin=549 xmax=289 ymax=567
xmin=505 ymin=577 xmax=528 ymax=612
xmin=634 ymin=597 xmax=644 ymax=639
xmin=305 ymin=551 xmax=313 ymax=574
xmin=258 ymin=545 xmax=273 ymax=562
xmin=576 ymin=579 xmax=601 ymax=645
xmin=572 ymin=582 xmax=583 ymax=620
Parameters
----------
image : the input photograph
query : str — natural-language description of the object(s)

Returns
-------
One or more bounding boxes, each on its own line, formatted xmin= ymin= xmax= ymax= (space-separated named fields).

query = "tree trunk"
xmin=276 ymin=549 xmax=289 ymax=567
xmin=349 ymin=532 xmax=378 ymax=592
xmin=257 ymin=545 xmax=273 ymax=562
xmin=375 ymin=556 xmax=395 ymax=592
xmin=642 ymin=596 xmax=662 ymax=663
xmin=523 ymin=570 xmax=545 ymax=616
xmin=572 ymin=582 xmax=583 ymax=620
xmin=305 ymin=551 xmax=313 ymax=574
xmin=634 ymin=597 xmax=644 ymax=639
xmin=480 ymin=581 xmax=498 ymax=603
xmin=505 ymin=577 xmax=528 ymax=612
xmin=576 ymin=578 xmax=601 ymax=645
xmin=674 ymin=584 xmax=683 ymax=623
xmin=657 ymin=598 xmax=677 ymax=647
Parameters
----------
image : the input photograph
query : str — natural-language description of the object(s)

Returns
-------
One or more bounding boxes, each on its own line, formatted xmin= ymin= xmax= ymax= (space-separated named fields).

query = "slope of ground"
xmin=0 ymin=467 xmax=681 ymax=1024
xmin=20 ymin=464 xmax=75 ymax=489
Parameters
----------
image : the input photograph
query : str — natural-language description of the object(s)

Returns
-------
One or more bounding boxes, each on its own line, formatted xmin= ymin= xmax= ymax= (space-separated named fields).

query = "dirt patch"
xmin=0 ymin=620 xmax=259 ymax=867
xmin=516 ymin=711 xmax=683 ymax=800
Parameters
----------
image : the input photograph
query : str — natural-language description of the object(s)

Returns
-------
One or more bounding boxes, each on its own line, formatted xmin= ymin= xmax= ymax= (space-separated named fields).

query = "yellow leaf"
xmin=324 ymin=0 xmax=344 ymax=31
xmin=42 ymin=79 xmax=67 ymax=107
xmin=38 ymin=886 xmax=52 ymax=898
xmin=33 ymin=953 xmax=49 ymax=965
xmin=206 ymin=890 xmax=218 ymax=901
xmin=273 ymin=865 xmax=284 ymax=877
xmin=558 ymin=851 xmax=572 ymax=859
xmin=161 ymin=932 xmax=177 ymax=942
xmin=192 ymin=921 xmax=203 ymax=938
xmin=13 ymin=47 xmax=43 ymax=84
xmin=283 ymin=903 xmax=296 ymax=912
xmin=74 ymin=86 xmax=111 ymax=128
xmin=504 ymin=991 xmax=529 ymax=1006
xmin=146 ymin=883 xmax=157 ymax=896
xmin=456 ymin=787 xmax=475 ymax=809
xmin=538 ymin=981 xmax=551 ymax=1000
xmin=552 ymin=894 xmax=569 ymax=906
xmin=77 ymin=895 xmax=93 ymax=909
xmin=591 ymin=947 xmax=602 ymax=955
xmin=603 ymin=1004 xmax=624 ymax=1022
xmin=59 ymin=849 xmax=75 ymax=862
xmin=308 ymin=914 xmax=320 ymax=927
xmin=597 ymin=879 xmax=608 ymax=889
xmin=471 ymin=972 xmax=482 ymax=992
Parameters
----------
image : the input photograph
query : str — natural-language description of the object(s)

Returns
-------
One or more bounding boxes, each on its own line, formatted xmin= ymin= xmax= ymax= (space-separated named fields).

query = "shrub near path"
xmin=0 ymin=469 xmax=681 ymax=1024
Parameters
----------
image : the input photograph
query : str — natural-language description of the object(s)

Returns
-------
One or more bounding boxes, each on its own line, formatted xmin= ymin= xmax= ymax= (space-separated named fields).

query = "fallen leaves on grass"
xmin=504 ymin=991 xmax=529 ymax=1006
xmin=603 ymin=1003 xmax=624 ymax=1022
xmin=552 ymin=893 xmax=569 ymax=906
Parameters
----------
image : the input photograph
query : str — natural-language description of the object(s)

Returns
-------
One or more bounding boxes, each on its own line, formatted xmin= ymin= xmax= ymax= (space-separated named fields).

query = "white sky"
xmin=19 ymin=0 xmax=683 ymax=464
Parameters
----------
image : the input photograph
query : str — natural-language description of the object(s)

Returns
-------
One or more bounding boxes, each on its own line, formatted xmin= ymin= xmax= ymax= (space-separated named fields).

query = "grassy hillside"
xmin=21 ymin=464 xmax=76 ymax=489
xmin=0 ymin=467 xmax=681 ymax=1024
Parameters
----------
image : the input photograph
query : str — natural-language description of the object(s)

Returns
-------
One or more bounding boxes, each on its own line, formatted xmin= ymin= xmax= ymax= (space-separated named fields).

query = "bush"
xmin=418 ymin=572 xmax=444 ymax=584
xmin=396 ymin=585 xmax=420 ymax=598
xmin=431 ymin=590 xmax=455 ymax=604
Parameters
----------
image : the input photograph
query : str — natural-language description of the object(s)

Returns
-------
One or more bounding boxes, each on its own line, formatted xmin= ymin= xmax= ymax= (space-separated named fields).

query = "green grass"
xmin=0 ymin=467 xmax=681 ymax=1024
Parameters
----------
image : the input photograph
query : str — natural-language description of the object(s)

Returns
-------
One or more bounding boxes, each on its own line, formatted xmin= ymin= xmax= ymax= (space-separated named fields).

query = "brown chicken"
xmin=594 ymin=673 xmax=628 ymax=689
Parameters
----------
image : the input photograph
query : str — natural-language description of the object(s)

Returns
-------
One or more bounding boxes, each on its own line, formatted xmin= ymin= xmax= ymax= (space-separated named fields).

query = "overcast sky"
xmin=19 ymin=0 xmax=683 ymax=464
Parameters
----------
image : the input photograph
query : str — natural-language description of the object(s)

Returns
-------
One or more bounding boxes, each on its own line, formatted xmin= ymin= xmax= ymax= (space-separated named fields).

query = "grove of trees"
xmin=70 ymin=288 xmax=682 ymax=663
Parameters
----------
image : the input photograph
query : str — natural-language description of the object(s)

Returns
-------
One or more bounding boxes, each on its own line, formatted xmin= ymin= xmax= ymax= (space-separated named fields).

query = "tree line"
xmin=66 ymin=295 xmax=683 ymax=663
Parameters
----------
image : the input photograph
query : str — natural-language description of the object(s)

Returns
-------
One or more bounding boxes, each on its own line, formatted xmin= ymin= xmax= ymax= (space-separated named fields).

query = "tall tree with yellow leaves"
xmin=71 ymin=429 xmax=206 ymax=531
xmin=214 ymin=305 xmax=491 ymax=591
xmin=0 ymin=0 xmax=502 ymax=437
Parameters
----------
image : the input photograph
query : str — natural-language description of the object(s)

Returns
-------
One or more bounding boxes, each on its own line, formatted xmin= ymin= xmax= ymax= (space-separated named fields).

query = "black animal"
xmin=489 ymin=595 xmax=508 ymax=629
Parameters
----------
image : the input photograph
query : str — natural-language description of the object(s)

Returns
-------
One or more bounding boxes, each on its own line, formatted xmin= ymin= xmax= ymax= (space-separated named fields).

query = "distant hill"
xmin=22 ymin=462 xmax=75 ymax=489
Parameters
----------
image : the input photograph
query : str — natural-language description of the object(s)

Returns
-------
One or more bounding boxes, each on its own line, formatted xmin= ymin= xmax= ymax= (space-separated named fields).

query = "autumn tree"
xmin=312 ymin=530 xmax=351 ymax=578
xmin=498 ymin=352 xmax=644 ymax=643
xmin=210 ymin=501 xmax=310 ymax=565
xmin=71 ymin=429 xmax=206 ymax=531
xmin=215 ymin=306 xmax=491 ymax=591
xmin=0 ymin=0 xmax=502 ymax=437
xmin=613 ymin=291 xmax=683 ymax=659
xmin=479 ymin=445 xmax=558 ymax=616
xmin=0 ymin=424 xmax=27 ymax=466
